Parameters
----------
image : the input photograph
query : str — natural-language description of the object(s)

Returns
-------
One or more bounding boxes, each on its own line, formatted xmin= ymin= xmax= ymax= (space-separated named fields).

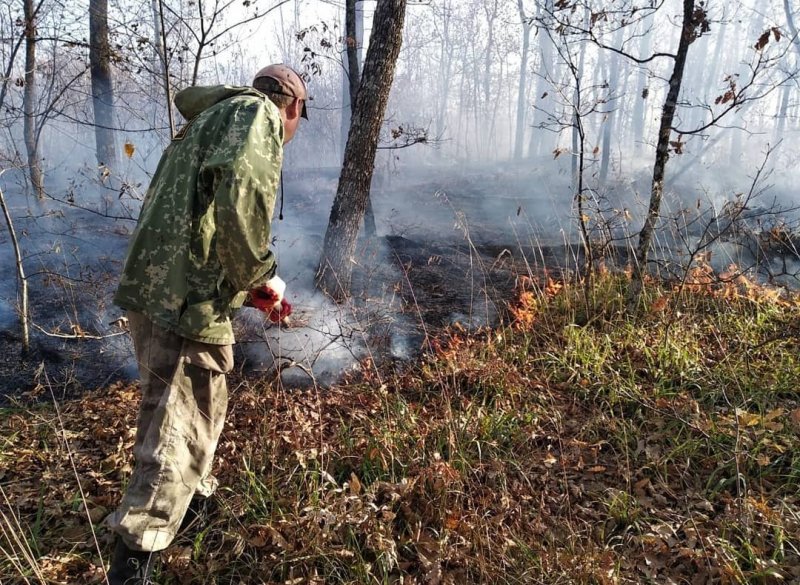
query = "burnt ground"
xmin=375 ymin=235 xmax=632 ymax=328
xmin=0 ymin=263 xmax=134 ymax=403
xmin=381 ymin=235 xmax=552 ymax=326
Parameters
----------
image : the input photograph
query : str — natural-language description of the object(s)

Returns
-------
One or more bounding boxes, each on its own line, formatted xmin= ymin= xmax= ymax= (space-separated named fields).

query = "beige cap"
xmin=253 ymin=64 xmax=308 ymax=119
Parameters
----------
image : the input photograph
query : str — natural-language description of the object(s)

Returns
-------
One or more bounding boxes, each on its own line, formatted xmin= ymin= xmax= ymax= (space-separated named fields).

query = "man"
xmin=106 ymin=64 xmax=307 ymax=584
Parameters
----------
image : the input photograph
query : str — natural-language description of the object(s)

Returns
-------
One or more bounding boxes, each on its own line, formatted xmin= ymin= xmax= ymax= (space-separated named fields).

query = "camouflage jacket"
xmin=114 ymin=85 xmax=283 ymax=344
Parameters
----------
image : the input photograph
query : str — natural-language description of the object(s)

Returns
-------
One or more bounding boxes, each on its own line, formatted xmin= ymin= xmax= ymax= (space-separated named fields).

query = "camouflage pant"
xmin=108 ymin=311 xmax=233 ymax=552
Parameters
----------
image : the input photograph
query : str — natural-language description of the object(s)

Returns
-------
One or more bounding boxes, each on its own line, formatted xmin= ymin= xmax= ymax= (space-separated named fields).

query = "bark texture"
xmin=90 ymin=0 xmax=117 ymax=167
xmin=345 ymin=0 xmax=376 ymax=236
xmin=346 ymin=0 xmax=360 ymax=111
xmin=317 ymin=0 xmax=407 ymax=299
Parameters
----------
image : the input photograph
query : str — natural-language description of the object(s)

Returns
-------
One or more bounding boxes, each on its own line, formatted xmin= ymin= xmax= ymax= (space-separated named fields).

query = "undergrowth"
xmin=1 ymin=270 xmax=799 ymax=584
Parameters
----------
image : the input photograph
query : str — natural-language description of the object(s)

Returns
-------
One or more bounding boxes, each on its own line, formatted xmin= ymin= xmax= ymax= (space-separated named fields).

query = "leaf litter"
xmin=1 ymin=272 xmax=799 ymax=584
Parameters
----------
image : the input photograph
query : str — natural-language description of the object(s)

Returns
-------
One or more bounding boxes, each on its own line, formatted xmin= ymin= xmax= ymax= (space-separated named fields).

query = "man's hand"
xmin=268 ymin=299 xmax=292 ymax=323
xmin=247 ymin=276 xmax=292 ymax=323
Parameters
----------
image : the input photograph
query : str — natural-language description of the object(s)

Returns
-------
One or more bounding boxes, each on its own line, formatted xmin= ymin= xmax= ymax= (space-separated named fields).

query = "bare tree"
xmin=344 ymin=0 xmax=376 ymax=237
xmin=432 ymin=0 xmax=456 ymax=154
xmin=0 ymin=176 xmax=29 ymax=352
xmin=23 ymin=0 xmax=43 ymax=198
xmin=786 ymin=0 xmax=800 ymax=60
xmin=482 ymin=0 xmax=500 ymax=156
xmin=528 ymin=0 xmax=559 ymax=158
xmin=345 ymin=0 xmax=361 ymax=114
xmin=531 ymin=5 xmax=615 ymax=289
xmin=514 ymin=0 xmax=533 ymax=159
xmin=542 ymin=1 xmax=793 ymax=307
xmin=160 ymin=0 xmax=292 ymax=86
xmin=0 ymin=2 xmax=30 ymax=113
xmin=775 ymin=0 xmax=799 ymax=142
xmin=627 ymin=0 xmax=705 ymax=306
xmin=89 ymin=0 xmax=117 ymax=167
xmin=631 ymin=10 xmax=653 ymax=154
xmin=599 ymin=26 xmax=623 ymax=183
xmin=155 ymin=0 xmax=174 ymax=136
xmin=317 ymin=0 xmax=408 ymax=300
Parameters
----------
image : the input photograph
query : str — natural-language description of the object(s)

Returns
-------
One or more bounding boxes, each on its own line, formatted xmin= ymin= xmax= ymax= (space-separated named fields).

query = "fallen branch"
xmin=31 ymin=321 xmax=128 ymax=341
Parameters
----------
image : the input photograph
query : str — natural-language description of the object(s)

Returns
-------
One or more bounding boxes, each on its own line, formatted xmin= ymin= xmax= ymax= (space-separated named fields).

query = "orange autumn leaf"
xmin=651 ymin=295 xmax=668 ymax=313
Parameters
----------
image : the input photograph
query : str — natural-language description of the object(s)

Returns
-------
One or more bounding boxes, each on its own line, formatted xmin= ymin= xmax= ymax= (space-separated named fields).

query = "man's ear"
xmin=286 ymin=98 xmax=302 ymax=121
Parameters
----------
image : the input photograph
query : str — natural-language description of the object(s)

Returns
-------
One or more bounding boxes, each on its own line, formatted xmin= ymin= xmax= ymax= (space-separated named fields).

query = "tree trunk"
xmin=472 ymin=48 xmax=481 ymax=160
xmin=628 ymin=0 xmax=698 ymax=308
xmin=435 ymin=1 xmax=453 ymax=156
xmin=340 ymin=0 xmax=364 ymax=158
xmin=317 ymin=0 xmax=407 ymax=300
xmin=529 ymin=0 xmax=555 ymax=158
xmin=775 ymin=82 xmax=791 ymax=141
xmin=156 ymin=0 xmax=175 ymax=137
xmin=696 ymin=20 xmax=726 ymax=132
xmin=0 ymin=181 xmax=30 ymax=352
xmin=571 ymin=8 xmax=588 ymax=186
xmin=89 ymin=0 xmax=117 ymax=168
xmin=610 ymin=42 xmax=630 ymax=163
xmin=632 ymin=12 xmax=653 ymax=155
xmin=456 ymin=49 xmax=467 ymax=159
xmin=600 ymin=27 xmax=624 ymax=183
xmin=514 ymin=0 xmax=531 ymax=159
xmin=483 ymin=0 xmax=498 ymax=157
xmin=786 ymin=0 xmax=800 ymax=61
xmin=346 ymin=0 xmax=360 ymax=107
xmin=23 ymin=0 xmax=43 ymax=198
xmin=151 ymin=0 xmax=164 ymax=82
xmin=345 ymin=0 xmax=376 ymax=237
xmin=339 ymin=63 xmax=351 ymax=161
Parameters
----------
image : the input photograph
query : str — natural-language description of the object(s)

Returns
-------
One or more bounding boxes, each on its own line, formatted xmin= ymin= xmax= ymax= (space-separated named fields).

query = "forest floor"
xmin=2 ymin=268 xmax=800 ymax=584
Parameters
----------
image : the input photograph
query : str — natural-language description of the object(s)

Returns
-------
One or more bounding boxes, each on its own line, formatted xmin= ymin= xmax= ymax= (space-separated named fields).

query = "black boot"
xmin=178 ymin=494 xmax=218 ymax=536
xmin=107 ymin=537 xmax=158 ymax=585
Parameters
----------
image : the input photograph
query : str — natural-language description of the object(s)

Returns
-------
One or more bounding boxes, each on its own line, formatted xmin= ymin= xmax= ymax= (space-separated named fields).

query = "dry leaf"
xmin=349 ymin=472 xmax=362 ymax=495
xmin=651 ymin=295 xmax=668 ymax=313
xmin=790 ymin=408 xmax=800 ymax=429
xmin=735 ymin=408 xmax=761 ymax=427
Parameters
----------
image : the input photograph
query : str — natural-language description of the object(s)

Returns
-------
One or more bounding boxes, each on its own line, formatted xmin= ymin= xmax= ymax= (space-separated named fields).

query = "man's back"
xmin=114 ymin=86 xmax=284 ymax=344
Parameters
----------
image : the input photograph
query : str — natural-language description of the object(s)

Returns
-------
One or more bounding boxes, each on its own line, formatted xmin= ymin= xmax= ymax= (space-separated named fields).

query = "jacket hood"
xmin=174 ymin=85 xmax=266 ymax=120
